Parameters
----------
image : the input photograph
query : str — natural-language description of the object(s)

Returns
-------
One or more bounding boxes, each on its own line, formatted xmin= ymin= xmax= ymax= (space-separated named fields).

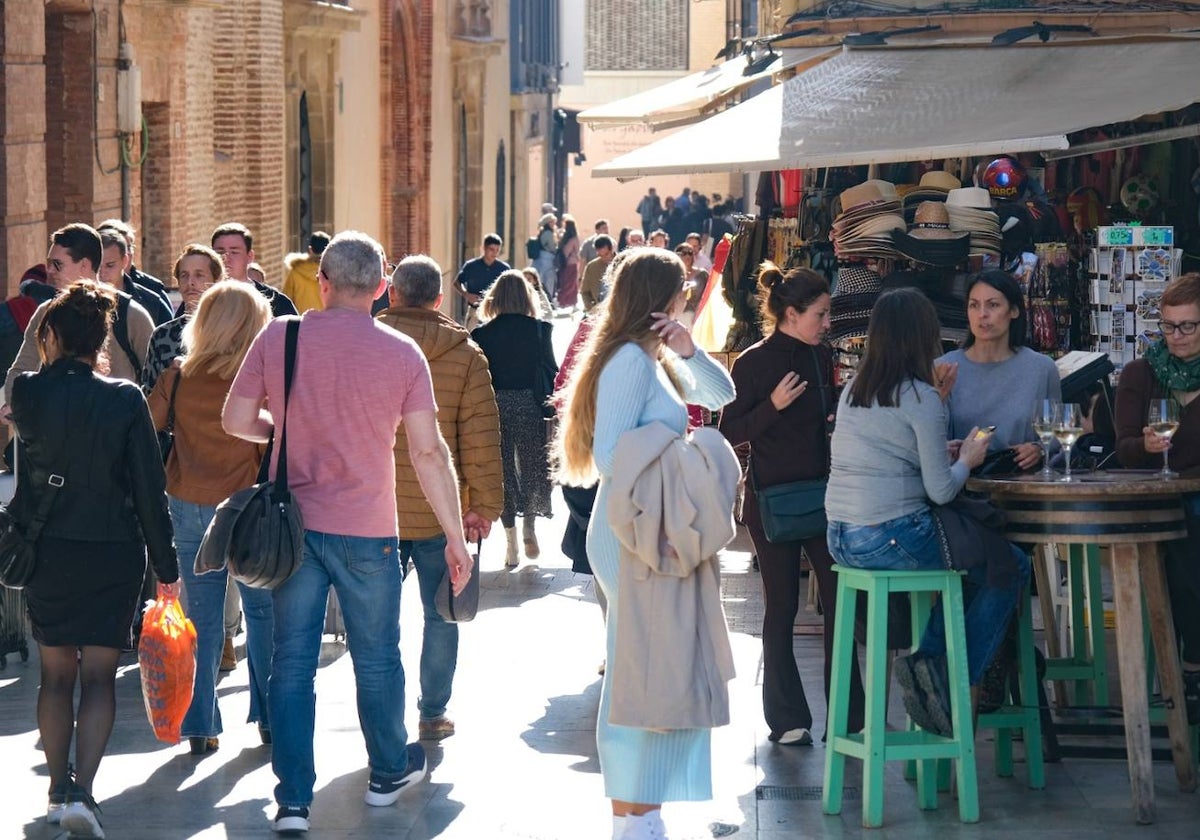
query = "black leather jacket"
xmin=10 ymin=358 xmax=179 ymax=582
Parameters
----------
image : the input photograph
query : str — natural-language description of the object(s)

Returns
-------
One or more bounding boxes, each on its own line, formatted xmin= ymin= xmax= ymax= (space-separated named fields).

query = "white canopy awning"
xmin=576 ymin=46 xmax=838 ymax=130
xmin=593 ymin=39 xmax=1200 ymax=178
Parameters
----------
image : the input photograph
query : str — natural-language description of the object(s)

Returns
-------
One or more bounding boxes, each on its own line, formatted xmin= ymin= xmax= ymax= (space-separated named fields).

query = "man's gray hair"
xmin=391 ymin=255 xmax=443 ymax=308
xmin=319 ymin=231 xmax=386 ymax=294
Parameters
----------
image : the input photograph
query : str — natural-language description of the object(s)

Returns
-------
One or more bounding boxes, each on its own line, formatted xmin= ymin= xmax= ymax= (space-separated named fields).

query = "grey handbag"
xmin=434 ymin=540 xmax=480 ymax=622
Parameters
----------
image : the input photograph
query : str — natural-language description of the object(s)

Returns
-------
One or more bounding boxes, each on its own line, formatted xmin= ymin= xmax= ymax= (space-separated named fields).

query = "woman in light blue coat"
xmin=554 ymin=249 xmax=736 ymax=840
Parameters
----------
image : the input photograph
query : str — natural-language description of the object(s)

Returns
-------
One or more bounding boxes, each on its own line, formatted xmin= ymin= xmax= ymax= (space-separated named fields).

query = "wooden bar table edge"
xmin=968 ymin=473 xmax=1200 ymax=825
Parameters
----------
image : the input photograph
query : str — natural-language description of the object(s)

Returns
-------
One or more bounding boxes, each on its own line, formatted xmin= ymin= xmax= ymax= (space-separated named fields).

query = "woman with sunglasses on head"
xmin=719 ymin=262 xmax=863 ymax=745
xmin=1115 ymin=271 xmax=1200 ymax=724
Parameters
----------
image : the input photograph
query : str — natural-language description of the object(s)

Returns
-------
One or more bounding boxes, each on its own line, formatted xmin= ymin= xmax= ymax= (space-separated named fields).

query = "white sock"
xmin=612 ymin=815 xmax=628 ymax=839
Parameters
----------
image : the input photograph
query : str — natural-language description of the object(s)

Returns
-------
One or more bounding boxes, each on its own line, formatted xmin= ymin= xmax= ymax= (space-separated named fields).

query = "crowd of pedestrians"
xmin=7 ymin=205 xmax=1200 ymax=840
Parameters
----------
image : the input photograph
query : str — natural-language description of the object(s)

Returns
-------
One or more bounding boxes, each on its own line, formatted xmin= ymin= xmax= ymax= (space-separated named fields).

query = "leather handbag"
xmin=434 ymin=540 xmax=481 ymax=622
xmin=0 ymin=439 xmax=66 ymax=590
xmin=198 ymin=319 xmax=304 ymax=589
xmin=751 ymin=344 xmax=830 ymax=544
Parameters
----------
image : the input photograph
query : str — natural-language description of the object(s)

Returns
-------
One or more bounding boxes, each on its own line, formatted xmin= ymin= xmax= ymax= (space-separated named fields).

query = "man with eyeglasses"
xmin=1114 ymin=271 xmax=1200 ymax=727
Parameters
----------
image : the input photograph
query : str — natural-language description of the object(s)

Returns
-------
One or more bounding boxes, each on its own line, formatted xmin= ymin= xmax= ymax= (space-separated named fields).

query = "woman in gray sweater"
xmin=826 ymin=288 xmax=1030 ymax=735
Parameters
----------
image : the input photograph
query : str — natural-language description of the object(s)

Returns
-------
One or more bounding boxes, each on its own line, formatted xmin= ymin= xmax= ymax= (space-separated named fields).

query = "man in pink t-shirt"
xmin=224 ymin=231 xmax=472 ymax=835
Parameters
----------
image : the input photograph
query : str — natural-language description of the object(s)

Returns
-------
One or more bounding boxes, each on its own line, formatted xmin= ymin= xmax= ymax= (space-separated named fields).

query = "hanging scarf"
xmin=1145 ymin=339 xmax=1200 ymax=392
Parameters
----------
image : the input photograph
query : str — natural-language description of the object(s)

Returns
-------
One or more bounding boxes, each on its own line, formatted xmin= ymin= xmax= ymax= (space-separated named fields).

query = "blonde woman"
xmin=470 ymin=270 xmax=558 ymax=567
xmin=554 ymin=249 xmax=735 ymax=840
xmin=148 ymin=282 xmax=272 ymax=755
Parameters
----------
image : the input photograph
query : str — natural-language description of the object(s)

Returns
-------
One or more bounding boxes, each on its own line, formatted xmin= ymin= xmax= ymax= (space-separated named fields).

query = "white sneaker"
xmin=60 ymin=800 xmax=105 ymax=838
xmin=769 ymin=727 xmax=813 ymax=746
xmin=621 ymin=810 xmax=668 ymax=839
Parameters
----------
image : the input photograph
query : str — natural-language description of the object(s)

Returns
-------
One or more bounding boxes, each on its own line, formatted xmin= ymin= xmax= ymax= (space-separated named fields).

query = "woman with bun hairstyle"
xmin=719 ymin=262 xmax=862 ymax=743
xmin=12 ymin=280 xmax=179 ymax=838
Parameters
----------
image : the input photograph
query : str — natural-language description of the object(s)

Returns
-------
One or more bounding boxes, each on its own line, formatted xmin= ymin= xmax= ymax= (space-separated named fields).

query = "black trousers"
xmin=745 ymin=491 xmax=865 ymax=736
xmin=1165 ymin=508 xmax=1200 ymax=665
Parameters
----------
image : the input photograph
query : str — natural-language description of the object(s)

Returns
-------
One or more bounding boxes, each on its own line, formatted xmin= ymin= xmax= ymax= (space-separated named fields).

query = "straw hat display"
xmin=832 ymin=180 xmax=904 ymax=260
xmin=945 ymin=187 xmax=1002 ymax=257
xmin=900 ymin=170 xmax=961 ymax=222
xmin=891 ymin=202 xmax=971 ymax=267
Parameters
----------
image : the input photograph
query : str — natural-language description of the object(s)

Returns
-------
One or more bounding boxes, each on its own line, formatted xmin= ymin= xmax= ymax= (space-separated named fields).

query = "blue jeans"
xmin=827 ymin=508 xmax=1030 ymax=684
xmin=269 ymin=530 xmax=414 ymax=808
xmin=170 ymin=497 xmax=274 ymax=738
xmin=399 ymin=535 xmax=458 ymax=720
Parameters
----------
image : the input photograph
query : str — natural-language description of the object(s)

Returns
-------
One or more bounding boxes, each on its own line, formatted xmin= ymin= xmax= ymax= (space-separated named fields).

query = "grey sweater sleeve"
xmin=906 ymin=383 xmax=969 ymax=505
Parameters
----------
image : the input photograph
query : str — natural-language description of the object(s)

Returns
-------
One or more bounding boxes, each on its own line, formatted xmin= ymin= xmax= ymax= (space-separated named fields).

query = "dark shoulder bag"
xmin=0 ymin=429 xmax=69 ymax=589
xmin=752 ymin=345 xmax=830 ymax=543
xmin=157 ymin=369 xmax=182 ymax=464
xmin=196 ymin=319 xmax=304 ymax=588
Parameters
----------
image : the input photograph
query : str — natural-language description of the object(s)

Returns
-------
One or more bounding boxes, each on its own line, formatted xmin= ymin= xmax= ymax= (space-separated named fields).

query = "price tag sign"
xmin=1098 ymin=227 xmax=1134 ymax=247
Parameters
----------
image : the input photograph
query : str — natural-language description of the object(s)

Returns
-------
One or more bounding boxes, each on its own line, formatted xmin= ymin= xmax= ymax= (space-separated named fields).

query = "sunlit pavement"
xmin=2 ymin=314 xmax=1198 ymax=838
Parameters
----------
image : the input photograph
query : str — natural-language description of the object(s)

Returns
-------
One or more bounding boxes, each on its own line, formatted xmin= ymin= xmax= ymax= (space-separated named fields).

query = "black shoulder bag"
xmin=196 ymin=319 xmax=304 ymax=588
xmin=0 ymin=439 xmax=67 ymax=590
xmin=751 ymin=344 xmax=831 ymax=543
xmin=157 ymin=369 xmax=182 ymax=464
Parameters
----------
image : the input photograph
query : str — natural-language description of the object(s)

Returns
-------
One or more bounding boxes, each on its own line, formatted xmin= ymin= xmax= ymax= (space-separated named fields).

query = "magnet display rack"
xmin=1087 ymin=225 xmax=1178 ymax=374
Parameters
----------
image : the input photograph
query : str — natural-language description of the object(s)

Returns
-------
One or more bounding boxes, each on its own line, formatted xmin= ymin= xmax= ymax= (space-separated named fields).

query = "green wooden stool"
xmin=823 ymin=565 xmax=979 ymax=827
xmin=1042 ymin=544 xmax=1109 ymax=709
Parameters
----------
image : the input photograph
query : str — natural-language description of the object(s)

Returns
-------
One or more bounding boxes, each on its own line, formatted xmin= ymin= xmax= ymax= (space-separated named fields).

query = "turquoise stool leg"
xmin=1015 ymin=587 xmax=1047 ymax=789
xmin=822 ymin=570 xmax=858 ymax=817
xmin=904 ymin=591 xmax=952 ymax=794
xmin=1083 ymin=545 xmax=1109 ymax=708
xmin=941 ymin=575 xmax=980 ymax=823
xmin=1067 ymin=544 xmax=1090 ymax=706
xmin=861 ymin=575 xmax=892 ymax=828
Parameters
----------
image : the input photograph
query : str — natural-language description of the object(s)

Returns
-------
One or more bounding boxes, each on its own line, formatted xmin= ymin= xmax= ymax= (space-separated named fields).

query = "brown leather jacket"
xmin=376 ymin=307 xmax=503 ymax=539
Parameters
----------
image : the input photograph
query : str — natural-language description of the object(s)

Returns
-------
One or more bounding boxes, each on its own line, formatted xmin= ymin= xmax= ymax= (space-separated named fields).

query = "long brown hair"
xmin=553 ymin=249 xmax=686 ymax=485
xmin=848 ymin=288 xmax=941 ymax=408
xmin=38 ymin=280 xmax=116 ymax=366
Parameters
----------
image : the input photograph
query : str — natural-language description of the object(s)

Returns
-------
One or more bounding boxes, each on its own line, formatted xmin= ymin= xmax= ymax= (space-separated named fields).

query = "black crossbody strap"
xmin=165 ymin=368 xmax=182 ymax=432
xmin=272 ymin=318 xmax=301 ymax=499
xmin=810 ymin=344 xmax=831 ymax=462
xmin=23 ymin=388 xmax=76 ymax=544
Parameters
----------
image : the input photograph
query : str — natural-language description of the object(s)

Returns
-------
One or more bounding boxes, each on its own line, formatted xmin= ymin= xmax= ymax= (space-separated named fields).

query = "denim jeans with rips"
xmin=269 ymin=530 xmax=416 ymax=808
xmin=827 ymin=508 xmax=1030 ymax=684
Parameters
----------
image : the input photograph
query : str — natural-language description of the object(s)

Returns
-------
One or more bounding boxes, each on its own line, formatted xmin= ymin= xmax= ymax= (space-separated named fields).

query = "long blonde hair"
xmin=552 ymin=249 xmax=686 ymax=485
xmin=180 ymin=281 xmax=271 ymax=379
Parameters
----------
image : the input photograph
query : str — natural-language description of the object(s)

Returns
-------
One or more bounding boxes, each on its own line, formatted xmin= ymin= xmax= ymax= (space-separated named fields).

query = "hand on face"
xmin=649 ymin=311 xmax=695 ymax=358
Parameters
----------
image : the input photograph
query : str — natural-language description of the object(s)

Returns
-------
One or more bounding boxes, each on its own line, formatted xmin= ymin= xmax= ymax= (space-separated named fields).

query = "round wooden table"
xmin=969 ymin=472 xmax=1200 ymax=824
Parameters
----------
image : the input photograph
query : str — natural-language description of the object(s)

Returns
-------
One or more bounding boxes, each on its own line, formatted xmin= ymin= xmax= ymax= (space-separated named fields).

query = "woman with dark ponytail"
xmin=719 ymin=261 xmax=865 ymax=743
xmin=11 ymin=280 xmax=179 ymax=838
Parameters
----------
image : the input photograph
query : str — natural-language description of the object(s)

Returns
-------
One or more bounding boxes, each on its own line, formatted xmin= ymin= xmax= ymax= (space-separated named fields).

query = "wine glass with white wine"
xmin=1148 ymin=398 xmax=1180 ymax=478
xmin=1031 ymin=398 xmax=1061 ymax=480
xmin=1054 ymin=403 xmax=1084 ymax=482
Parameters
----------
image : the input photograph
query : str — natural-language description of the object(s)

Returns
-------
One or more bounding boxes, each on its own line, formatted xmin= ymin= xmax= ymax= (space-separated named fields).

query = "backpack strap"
xmin=111 ymin=293 xmax=143 ymax=381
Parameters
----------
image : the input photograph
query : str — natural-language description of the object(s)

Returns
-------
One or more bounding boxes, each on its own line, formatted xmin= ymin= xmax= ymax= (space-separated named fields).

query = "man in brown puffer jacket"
xmin=377 ymin=255 xmax=503 ymax=742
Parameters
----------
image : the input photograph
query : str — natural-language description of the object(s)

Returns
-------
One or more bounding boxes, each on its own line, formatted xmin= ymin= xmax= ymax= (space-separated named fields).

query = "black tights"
xmin=38 ymin=645 xmax=121 ymax=795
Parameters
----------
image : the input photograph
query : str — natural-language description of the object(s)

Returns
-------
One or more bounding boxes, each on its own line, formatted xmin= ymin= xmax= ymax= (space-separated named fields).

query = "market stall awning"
xmin=593 ymin=39 xmax=1200 ymax=178
xmin=576 ymin=46 xmax=838 ymax=130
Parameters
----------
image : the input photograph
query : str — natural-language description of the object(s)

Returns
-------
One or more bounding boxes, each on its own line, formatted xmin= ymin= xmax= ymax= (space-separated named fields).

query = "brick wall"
xmin=585 ymin=0 xmax=689 ymax=72
xmin=380 ymin=0 xmax=433 ymax=260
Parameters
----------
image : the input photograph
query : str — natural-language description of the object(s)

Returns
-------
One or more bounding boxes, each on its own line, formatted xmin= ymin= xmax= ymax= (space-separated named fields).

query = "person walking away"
xmin=12 ymin=281 xmax=179 ymax=838
xmin=555 ymin=215 xmax=582 ymax=311
xmin=637 ymin=188 xmax=662 ymax=236
xmin=148 ymin=282 xmax=274 ymax=755
xmin=825 ymin=288 xmax=1030 ymax=735
xmin=454 ymin=233 xmax=510 ymax=331
xmin=1114 ymin=271 xmax=1200 ymax=722
xmin=532 ymin=215 xmax=560 ymax=302
xmin=377 ymin=255 xmax=503 ymax=741
xmin=471 ymin=270 xmax=557 ymax=567
xmin=553 ymin=249 xmax=736 ymax=840
xmin=282 ymin=231 xmax=332 ymax=314
xmin=719 ymin=262 xmax=865 ymax=743
xmin=222 ymin=232 xmax=473 ymax=835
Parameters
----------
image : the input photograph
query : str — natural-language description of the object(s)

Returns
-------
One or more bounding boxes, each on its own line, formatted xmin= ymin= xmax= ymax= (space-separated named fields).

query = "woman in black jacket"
xmin=11 ymin=281 xmax=179 ymax=838
xmin=719 ymin=262 xmax=865 ymax=745
xmin=471 ymin=270 xmax=558 ymax=568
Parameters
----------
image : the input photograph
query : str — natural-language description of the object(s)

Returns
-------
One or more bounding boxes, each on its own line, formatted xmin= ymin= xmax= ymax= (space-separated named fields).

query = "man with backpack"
xmin=4 ymin=224 xmax=153 ymax=405
xmin=454 ymin=233 xmax=509 ymax=330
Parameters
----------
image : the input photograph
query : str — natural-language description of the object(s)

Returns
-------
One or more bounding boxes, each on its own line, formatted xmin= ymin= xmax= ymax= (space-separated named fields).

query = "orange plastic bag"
xmin=138 ymin=586 xmax=197 ymax=744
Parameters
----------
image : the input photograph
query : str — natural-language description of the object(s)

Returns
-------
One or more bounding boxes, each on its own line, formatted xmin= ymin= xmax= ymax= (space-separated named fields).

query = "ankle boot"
xmin=505 ymin=527 xmax=519 ymax=568
xmin=522 ymin=517 xmax=540 ymax=559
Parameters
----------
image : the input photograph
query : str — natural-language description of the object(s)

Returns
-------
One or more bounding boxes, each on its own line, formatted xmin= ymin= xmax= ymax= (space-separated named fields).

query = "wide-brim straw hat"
xmin=901 ymin=170 xmax=962 ymax=206
xmin=837 ymin=180 xmax=900 ymax=216
xmin=891 ymin=229 xmax=971 ymax=267
xmin=946 ymin=187 xmax=993 ymax=210
xmin=834 ymin=213 xmax=907 ymax=240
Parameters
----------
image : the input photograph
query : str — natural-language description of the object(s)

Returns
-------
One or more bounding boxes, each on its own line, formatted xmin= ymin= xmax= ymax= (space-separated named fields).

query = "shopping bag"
xmin=138 ymin=585 xmax=197 ymax=744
